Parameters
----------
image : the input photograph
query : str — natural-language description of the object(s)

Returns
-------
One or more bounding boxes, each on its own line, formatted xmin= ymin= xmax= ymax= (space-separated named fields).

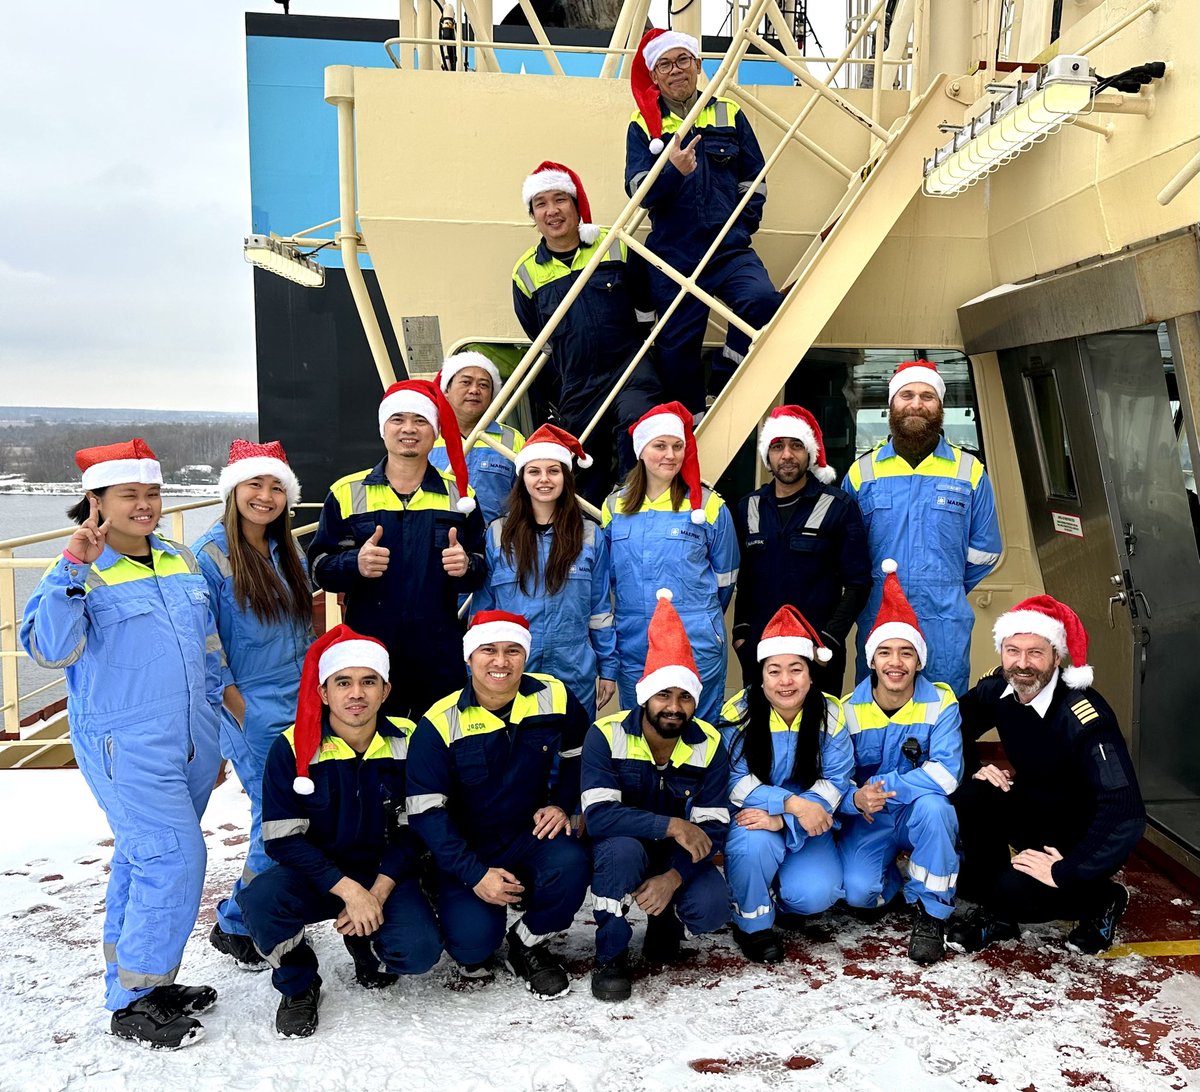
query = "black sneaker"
xmin=731 ymin=923 xmax=785 ymax=964
xmin=1067 ymin=883 xmax=1129 ymax=955
xmin=111 ymin=989 xmax=204 ymax=1050
xmin=209 ymin=922 xmax=267 ymax=970
xmin=908 ymin=903 xmax=946 ymax=965
xmin=276 ymin=976 xmax=322 ymax=1039
xmin=591 ymin=953 xmax=632 ymax=1002
xmin=946 ymin=907 xmax=1020 ymax=954
xmin=154 ymin=983 xmax=218 ymax=1016
xmin=505 ymin=926 xmax=570 ymax=1000
xmin=643 ymin=911 xmax=692 ymax=965
xmin=343 ymin=934 xmax=399 ymax=990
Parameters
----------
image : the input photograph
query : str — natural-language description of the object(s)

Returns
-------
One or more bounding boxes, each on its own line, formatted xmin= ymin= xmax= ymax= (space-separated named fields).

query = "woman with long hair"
xmin=600 ymin=402 xmax=739 ymax=723
xmin=21 ymin=439 xmax=223 ymax=1049
xmin=192 ymin=439 xmax=313 ymax=970
xmin=473 ymin=424 xmax=617 ymax=717
xmin=720 ymin=605 xmax=853 ymax=964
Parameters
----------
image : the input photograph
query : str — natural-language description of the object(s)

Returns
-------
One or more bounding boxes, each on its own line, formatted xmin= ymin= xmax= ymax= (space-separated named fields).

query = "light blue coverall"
xmin=21 ymin=537 xmax=223 ymax=1010
xmin=601 ymin=486 xmax=739 ymax=723
xmin=430 ymin=421 xmax=525 ymax=528
xmin=192 ymin=523 xmax=312 ymax=939
xmin=836 ymin=673 xmax=963 ymax=920
xmin=473 ymin=516 xmax=617 ymax=719
xmin=720 ymin=689 xmax=853 ymax=932
xmin=843 ymin=437 xmax=1002 ymax=696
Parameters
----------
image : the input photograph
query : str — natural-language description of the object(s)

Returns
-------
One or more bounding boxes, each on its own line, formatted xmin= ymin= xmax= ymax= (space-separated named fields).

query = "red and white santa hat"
xmin=377 ymin=379 xmax=476 ymax=513
xmin=292 ymin=624 xmax=391 ymax=795
xmin=889 ymin=359 xmax=946 ymax=402
xmin=521 ymin=161 xmax=601 ymax=246
xmin=629 ymin=401 xmax=707 ymax=525
xmin=636 ymin=588 xmax=702 ymax=705
xmin=218 ymin=438 xmax=300 ymax=508
xmin=632 ymin=29 xmax=701 ymax=155
xmin=436 ymin=350 xmax=501 ymax=394
xmin=76 ymin=438 xmax=162 ymax=491
xmin=757 ymin=405 xmax=836 ymax=484
xmin=515 ymin=423 xmax=593 ymax=473
xmin=864 ymin=559 xmax=928 ymax=668
xmin=993 ymin=595 xmax=1093 ymax=689
xmin=757 ymin=604 xmax=832 ymax=664
xmin=463 ymin=609 xmax=532 ymax=661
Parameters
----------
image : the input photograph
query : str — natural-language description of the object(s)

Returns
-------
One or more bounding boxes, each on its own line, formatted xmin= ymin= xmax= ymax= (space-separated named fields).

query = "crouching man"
xmin=950 ymin=596 xmax=1144 ymax=955
xmin=238 ymin=626 xmax=441 ymax=1039
xmin=583 ymin=589 xmax=731 ymax=1001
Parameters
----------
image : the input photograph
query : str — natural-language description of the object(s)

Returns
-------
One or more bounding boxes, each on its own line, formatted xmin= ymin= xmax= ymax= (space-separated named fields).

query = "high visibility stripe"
xmin=1098 ymin=939 xmax=1200 ymax=960
xmin=27 ymin=629 xmax=85 ymax=670
xmin=922 ymin=760 xmax=959 ymax=794
xmin=263 ymin=928 xmax=305 ymax=969
xmin=805 ymin=493 xmax=834 ymax=532
xmin=732 ymin=902 xmax=773 ymax=920
xmin=581 ymin=520 xmax=597 ymax=546
xmin=690 ymin=806 xmax=730 ymax=825
xmin=629 ymin=169 xmax=650 ymax=191
xmin=119 ymin=964 xmax=181 ymax=990
xmin=589 ymin=610 xmax=614 ymax=630
xmin=349 ymin=479 xmax=369 ymax=514
xmin=198 ymin=540 xmax=233 ymax=578
xmin=515 ymin=263 xmax=536 ymax=295
xmin=714 ymin=100 xmax=730 ymax=127
xmin=955 ymin=450 xmax=977 ymax=483
xmin=855 ymin=453 xmax=876 ymax=483
xmin=242 ymin=864 xmax=257 ymax=884
xmin=810 ymin=778 xmax=842 ymax=809
xmin=606 ymin=724 xmax=629 ymax=760
xmin=384 ymin=735 xmax=409 ymax=760
xmin=262 ymin=818 xmax=310 ymax=840
xmin=498 ymin=425 xmax=517 ymax=451
xmin=406 ymin=793 xmax=448 ymax=814
xmin=907 ymin=861 xmax=958 ymax=892
xmin=967 ymin=547 xmax=1001 ymax=566
xmin=843 ymin=704 xmax=862 ymax=734
xmin=730 ymin=773 xmax=762 ymax=807
xmin=592 ymin=893 xmax=632 ymax=915
xmin=515 ymin=919 xmax=549 ymax=948
xmin=746 ymin=494 xmax=761 ymax=535
xmin=606 ymin=235 xmax=622 ymax=261
xmin=104 ymin=942 xmax=117 ymax=963
xmin=715 ymin=568 xmax=737 ymax=588
xmin=737 ymin=180 xmax=768 ymax=198
xmin=635 ymin=308 xmax=656 ymax=323
xmin=205 ymin=632 xmax=222 ymax=654
xmin=559 ymin=746 xmax=583 ymax=759
xmin=581 ymin=787 xmax=622 ymax=810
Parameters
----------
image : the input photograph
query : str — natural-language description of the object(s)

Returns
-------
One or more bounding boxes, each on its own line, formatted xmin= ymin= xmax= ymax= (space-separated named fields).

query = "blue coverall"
xmin=21 ymin=538 xmax=223 ymax=1010
xmin=601 ymin=486 xmax=739 ymax=723
xmin=192 ymin=523 xmax=312 ymax=940
xmin=581 ymin=710 xmax=731 ymax=963
xmin=625 ymin=97 xmax=783 ymax=413
xmin=843 ymin=437 xmax=1002 ymax=696
xmin=472 ymin=516 xmax=617 ymax=718
xmin=430 ymin=422 xmax=525 ymax=528
xmin=238 ymin=717 xmax=440 ymax=997
xmin=837 ymin=674 xmax=964 ymax=920
xmin=406 ymin=673 xmax=591 ymax=965
xmin=719 ymin=689 xmax=853 ymax=932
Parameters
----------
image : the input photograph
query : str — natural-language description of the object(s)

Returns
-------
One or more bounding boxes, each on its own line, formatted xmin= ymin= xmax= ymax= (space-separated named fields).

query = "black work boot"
xmin=111 ymin=988 xmax=204 ymax=1050
xmin=643 ymin=909 xmax=693 ymax=965
xmin=505 ymin=925 xmax=570 ymax=1000
xmin=591 ymin=952 xmax=632 ymax=1002
xmin=209 ymin=922 xmax=267 ymax=970
xmin=732 ymin=923 xmax=785 ymax=964
xmin=1067 ymin=883 xmax=1129 ymax=955
xmin=908 ymin=902 xmax=946 ymax=965
xmin=275 ymin=975 xmax=322 ymax=1039
xmin=946 ymin=906 xmax=1020 ymax=954
xmin=343 ymin=934 xmax=399 ymax=990
xmin=154 ymin=982 xmax=218 ymax=1016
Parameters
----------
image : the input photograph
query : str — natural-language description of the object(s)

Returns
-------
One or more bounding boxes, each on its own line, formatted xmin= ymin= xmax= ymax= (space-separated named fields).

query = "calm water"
xmin=0 ymin=493 xmax=220 ymax=717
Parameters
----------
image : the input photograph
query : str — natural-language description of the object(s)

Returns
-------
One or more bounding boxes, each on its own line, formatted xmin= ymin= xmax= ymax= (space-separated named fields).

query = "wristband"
xmin=63 ymin=548 xmax=84 ymax=565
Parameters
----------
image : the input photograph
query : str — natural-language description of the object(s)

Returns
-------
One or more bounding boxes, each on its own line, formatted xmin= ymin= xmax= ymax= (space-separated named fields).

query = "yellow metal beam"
xmin=1098 ymin=938 xmax=1199 ymax=960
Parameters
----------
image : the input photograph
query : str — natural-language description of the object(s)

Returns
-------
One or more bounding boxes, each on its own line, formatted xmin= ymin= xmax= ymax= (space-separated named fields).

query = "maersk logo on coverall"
xmin=670 ymin=527 xmax=703 ymax=542
xmin=936 ymin=493 xmax=967 ymax=511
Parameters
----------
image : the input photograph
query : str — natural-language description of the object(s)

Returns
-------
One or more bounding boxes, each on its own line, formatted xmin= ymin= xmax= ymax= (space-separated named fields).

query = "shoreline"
xmin=0 ymin=482 xmax=218 ymax=498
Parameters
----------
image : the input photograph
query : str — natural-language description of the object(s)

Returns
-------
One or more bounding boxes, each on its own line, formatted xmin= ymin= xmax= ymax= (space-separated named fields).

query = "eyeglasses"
xmin=654 ymin=55 xmax=696 ymax=75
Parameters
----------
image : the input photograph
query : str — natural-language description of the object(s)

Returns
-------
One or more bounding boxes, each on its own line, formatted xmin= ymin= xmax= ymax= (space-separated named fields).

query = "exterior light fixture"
xmin=923 ymin=55 xmax=1096 ymax=197
xmin=243 ymin=234 xmax=326 ymax=287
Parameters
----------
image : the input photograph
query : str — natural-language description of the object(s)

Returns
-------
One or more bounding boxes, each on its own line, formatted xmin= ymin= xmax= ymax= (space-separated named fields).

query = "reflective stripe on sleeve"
xmin=737 ymin=180 xmax=768 ymax=198
xmin=967 ymin=547 xmax=1001 ymax=566
xmin=715 ymin=568 xmax=738 ymax=588
xmin=558 ymin=746 xmax=583 ymax=760
xmin=589 ymin=610 xmax=614 ymax=630
xmin=581 ymin=787 xmax=622 ymax=810
xmin=261 ymin=818 xmax=310 ymax=840
xmin=809 ymin=778 xmax=842 ymax=810
xmin=406 ymin=793 xmax=448 ymax=815
xmin=689 ymin=807 xmax=730 ymax=825
xmin=908 ymin=861 xmax=959 ymax=893
xmin=921 ymin=760 xmax=959 ymax=794
xmin=730 ymin=773 xmax=763 ymax=807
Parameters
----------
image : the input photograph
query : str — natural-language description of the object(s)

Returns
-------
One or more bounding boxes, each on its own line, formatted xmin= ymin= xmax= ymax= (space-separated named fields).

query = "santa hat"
xmin=463 ymin=610 xmax=532 ymax=661
xmin=632 ymin=29 xmax=701 ymax=156
xmin=292 ymin=624 xmax=391 ymax=795
xmin=757 ymin=405 xmax=836 ymax=484
xmin=757 ymin=604 xmax=832 ymax=664
xmin=629 ymin=401 xmax=707 ymax=525
xmin=515 ymin=423 xmax=593 ymax=474
xmin=377 ymin=379 xmax=476 ymax=513
xmin=864 ymin=559 xmax=928 ymax=668
xmin=218 ymin=438 xmax=300 ymax=508
xmin=635 ymin=588 xmax=702 ymax=705
xmin=993 ymin=595 xmax=1093 ymax=689
xmin=889 ymin=359 xmax=946 ymax=402
xmin=521 ymin=161 xmax=601 ymax=246
xmin=437 ymin=351 xmax=501 ymax=394
xmin=76 ymin=438 xmax=162 ymax=491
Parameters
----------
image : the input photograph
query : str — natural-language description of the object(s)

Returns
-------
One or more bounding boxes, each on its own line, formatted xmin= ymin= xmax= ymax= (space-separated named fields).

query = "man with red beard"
xmin=843 ymin=360 xmax=1001 ymax=697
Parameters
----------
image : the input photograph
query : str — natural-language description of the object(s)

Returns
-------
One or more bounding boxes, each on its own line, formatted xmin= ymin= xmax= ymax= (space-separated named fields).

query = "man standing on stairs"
xmin=624 ymin=28 xmax=784 ymax=417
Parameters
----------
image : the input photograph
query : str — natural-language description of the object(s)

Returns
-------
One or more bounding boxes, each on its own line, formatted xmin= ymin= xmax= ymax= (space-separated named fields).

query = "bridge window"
xmin=1024 ymin=368 xmax=1078 ymax=502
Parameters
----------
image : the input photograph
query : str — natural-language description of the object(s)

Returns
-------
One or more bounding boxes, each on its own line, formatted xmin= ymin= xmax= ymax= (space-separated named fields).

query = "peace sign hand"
xmin=67 ymin=497 xmax=111 ymax=564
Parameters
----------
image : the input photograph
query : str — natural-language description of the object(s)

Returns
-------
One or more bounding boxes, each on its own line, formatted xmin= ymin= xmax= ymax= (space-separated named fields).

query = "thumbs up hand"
xmin=441 ymin=524 xmax=469 ymax=577
xmin=358 ymin=525 xmax=391 ymax=578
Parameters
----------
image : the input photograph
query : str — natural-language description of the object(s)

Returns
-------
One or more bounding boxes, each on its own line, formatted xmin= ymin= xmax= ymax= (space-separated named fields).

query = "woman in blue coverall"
xmin=20 ymin=439 xmax=223 ymax=1050
xmin=473 ymin=424 xmax=617 ymax=718
xmin=601 ymin=402 xmax=739 ymax=723
xmin=192 ymin=439 xmax=313 ymax=968
xmin=718 ymin=605 xmax=853 ymax=963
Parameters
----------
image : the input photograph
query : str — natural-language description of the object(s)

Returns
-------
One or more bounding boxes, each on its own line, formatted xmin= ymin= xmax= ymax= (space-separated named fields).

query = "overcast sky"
xmin=0 ymin=1 xmax=844 ymax=414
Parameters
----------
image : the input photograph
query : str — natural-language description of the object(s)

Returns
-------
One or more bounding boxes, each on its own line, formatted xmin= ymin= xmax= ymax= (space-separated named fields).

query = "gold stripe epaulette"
xmin=1070 ymin=698 xmax=1099 ymax=725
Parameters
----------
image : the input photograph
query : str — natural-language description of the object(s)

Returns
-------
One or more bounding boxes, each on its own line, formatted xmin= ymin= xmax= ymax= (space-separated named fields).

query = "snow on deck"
xmin=1 ymin=770 xmax=1196 ymax=1092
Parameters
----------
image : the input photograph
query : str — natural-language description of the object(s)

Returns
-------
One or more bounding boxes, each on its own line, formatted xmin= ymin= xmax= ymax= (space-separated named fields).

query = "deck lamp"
xmin=923 ymin=55 xmax=1096 ymax=197
xmin=243 ymin=234 xmax=326 ymax=288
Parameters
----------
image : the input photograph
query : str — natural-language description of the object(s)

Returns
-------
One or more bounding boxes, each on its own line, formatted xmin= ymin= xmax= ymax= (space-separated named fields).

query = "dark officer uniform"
xmin=731 ymin=477 xmax=871 ymax=693
xmin=308 ymin=460 xmax=485 ymax=720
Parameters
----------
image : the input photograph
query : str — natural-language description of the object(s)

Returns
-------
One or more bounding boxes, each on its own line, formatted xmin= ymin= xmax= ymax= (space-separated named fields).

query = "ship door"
xmin=997 ymin=323 xmax=1200 ymax=859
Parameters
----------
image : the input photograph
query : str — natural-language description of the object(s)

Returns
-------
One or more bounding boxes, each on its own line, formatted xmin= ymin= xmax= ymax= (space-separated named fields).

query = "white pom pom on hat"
xmin=456 ymin=495 xmax=477 ymax=514
xmin=293 ymin=776 xmax=315 ymax=795
xmin=656 ymin=587 xmax=673 ymax=601
xmin=881 ymin=557 xmax=898 ymax=574
xmin=649 ymin=138 xmax=665 ymax=154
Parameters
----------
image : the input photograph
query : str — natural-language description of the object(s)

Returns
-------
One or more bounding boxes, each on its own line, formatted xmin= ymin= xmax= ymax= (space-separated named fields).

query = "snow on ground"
xmin=2 ymin=770 xmax=1196 ymax=1092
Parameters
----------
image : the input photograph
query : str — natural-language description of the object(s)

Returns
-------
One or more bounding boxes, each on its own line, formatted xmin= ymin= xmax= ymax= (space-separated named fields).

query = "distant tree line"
xmin=0 ymin=419 xmax=258 ymax=483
